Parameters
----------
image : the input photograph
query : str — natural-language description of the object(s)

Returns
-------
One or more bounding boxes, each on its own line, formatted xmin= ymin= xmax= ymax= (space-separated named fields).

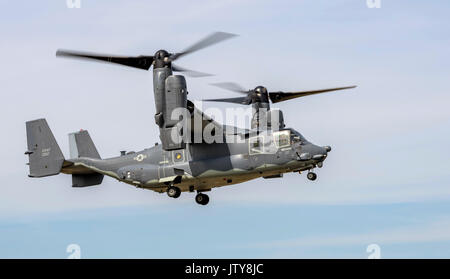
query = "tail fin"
xmin=68 ymin=130 xmax=101 ymax=159
xmin=68 ymin=130 xmax=104 ymax=187
xmin=25 ymin=119 xmax=65 ymax=177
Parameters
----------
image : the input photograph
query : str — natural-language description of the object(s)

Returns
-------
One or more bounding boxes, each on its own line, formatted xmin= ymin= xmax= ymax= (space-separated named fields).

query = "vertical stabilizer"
xmin=25 ymin=119 xmax=65 ymax=177
xmin=68 ymin=130 xmax=101 ymax=159
xmin=68 ymin=130 xmax=103 ymax=187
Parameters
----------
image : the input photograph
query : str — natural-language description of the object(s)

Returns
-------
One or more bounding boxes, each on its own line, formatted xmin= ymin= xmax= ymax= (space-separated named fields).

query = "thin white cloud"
xmin=248 ymin=217 xmax=450 ymax=249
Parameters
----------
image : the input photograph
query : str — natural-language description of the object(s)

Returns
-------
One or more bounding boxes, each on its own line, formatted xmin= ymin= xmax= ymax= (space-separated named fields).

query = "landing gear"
xmin=307 ymin=172 xmax=317 ymax=181
xmin=167 ymin=186 xmax=181 ymax=198
xmin=195 ymin=193 xmax=209 ymax=205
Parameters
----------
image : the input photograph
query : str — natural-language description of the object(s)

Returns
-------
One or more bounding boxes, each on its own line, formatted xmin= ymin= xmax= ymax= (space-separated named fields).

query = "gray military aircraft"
xmin=25 ymin=32 xmax=356 ymax=205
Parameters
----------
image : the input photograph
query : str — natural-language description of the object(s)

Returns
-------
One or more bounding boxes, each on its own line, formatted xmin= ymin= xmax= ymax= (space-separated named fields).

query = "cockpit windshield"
xmin=288 ymin=128 xmax=308 ymax=144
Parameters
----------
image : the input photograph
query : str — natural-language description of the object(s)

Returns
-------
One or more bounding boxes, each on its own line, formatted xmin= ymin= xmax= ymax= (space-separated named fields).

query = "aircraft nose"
xmin=311 ymin=145 xmax=328 ymax=160
xmin=297 ymin=143 xmax=328 ymax=161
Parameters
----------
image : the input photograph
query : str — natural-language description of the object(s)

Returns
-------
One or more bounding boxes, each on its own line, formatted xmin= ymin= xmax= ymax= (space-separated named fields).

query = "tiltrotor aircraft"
xmin=25 ymin=32 xmax=356 ymax=205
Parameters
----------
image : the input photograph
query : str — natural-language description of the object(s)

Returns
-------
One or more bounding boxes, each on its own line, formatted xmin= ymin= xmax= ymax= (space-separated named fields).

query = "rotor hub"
xmin=154 ymin=49 xmax=171 ymax=68
xmin=252 ymin=86 xmax=269 ymax=103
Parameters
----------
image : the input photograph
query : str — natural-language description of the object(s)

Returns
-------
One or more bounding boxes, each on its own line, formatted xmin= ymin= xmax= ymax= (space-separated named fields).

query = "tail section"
xmin=25 ymin=120 xmax=104 ymax=187
xmin=68 ymin=130 xmax=104 ymax=187
xmin=25 ymin=119 xmax=65 ymax=177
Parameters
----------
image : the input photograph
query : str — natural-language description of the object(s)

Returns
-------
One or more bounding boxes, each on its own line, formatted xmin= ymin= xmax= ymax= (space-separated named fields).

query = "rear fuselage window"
xmin=249 ymin=136 xmax=264 ymax=154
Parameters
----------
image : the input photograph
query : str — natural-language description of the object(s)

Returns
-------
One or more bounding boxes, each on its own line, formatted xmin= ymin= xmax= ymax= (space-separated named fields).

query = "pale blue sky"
xmin=0 ymin=0 xmax=449 ymax=258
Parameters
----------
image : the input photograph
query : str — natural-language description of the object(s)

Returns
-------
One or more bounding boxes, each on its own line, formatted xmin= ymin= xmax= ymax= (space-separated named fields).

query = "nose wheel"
xmin=195 ymin=193 xmax=210 ymax=205
xmin=167 ymin=186 xmax=181 ymax=198
xmin=307 ymin=172 xmax=317 ymax=181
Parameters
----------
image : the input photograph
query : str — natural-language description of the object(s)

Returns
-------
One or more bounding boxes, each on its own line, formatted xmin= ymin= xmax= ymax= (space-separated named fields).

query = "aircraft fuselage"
xmin=63 ymin=128 xmax=329 ymax=194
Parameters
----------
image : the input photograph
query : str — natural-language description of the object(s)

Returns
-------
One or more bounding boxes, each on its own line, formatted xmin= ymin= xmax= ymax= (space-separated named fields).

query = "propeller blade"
xmin=56 ymin=49 xmax=154 ymax=70
xmin=203 ymin=96 xmax=250 ymax=105
xmin=269 ymin=85 xmax=357 ymax=103
xmin=210 ymin=82 xmax=249 ymax=94
xmin=169 ymin=32 xmax=238 ymax=61
xmin=172 ymin=64 xmax=213 ymax=77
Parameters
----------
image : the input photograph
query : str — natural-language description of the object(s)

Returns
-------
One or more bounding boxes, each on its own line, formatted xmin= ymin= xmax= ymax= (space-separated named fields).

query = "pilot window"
xmin=273 ymin=130 xmax=291 ymax=148
xmin=249 ymin=136 xmax=264 ymax=154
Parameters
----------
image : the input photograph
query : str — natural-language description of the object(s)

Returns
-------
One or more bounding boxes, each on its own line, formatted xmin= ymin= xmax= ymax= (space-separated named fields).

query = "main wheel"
xmin=195 ymin=193 xmax=209 ymax=205
xmin=307 ymin=172 xmax=317 ymax=181
xmin=167 ymin=186 xmax=181 ymax=198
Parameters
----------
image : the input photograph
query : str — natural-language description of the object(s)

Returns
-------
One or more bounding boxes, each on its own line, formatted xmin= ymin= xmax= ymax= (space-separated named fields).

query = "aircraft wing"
xmin=185 ymin=100 xmax=249 ymax=141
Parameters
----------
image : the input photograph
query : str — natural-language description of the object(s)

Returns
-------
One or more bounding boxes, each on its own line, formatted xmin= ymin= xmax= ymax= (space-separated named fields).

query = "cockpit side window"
xmin=273 ymin=130 xmax=291 ymax=148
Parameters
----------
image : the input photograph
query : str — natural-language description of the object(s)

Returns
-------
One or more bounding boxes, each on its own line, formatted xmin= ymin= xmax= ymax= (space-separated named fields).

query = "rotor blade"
xmin=203 ymin=96 xmax=250 ymax=105
xmin=269 ymin=85 xmax=357 ymax=103
xmin=56 ymin=49 xmax=154 ymax=70
xmin=172 ymin=64 xmax=213 ymax=77
xmin=169 ymin=32 xmax=238 ymax=61
xmin=210 ymin=82 xmax=249 ymax=94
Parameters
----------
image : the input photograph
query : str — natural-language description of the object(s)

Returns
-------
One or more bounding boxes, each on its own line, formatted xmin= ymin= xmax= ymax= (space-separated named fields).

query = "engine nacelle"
xmin=164 ymin=75 xmax=188 ymax=127
xmin=157 ymin=75 xmax=188 ymax=150
xmin=153 ymin=67 xmax=172 ymax=128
